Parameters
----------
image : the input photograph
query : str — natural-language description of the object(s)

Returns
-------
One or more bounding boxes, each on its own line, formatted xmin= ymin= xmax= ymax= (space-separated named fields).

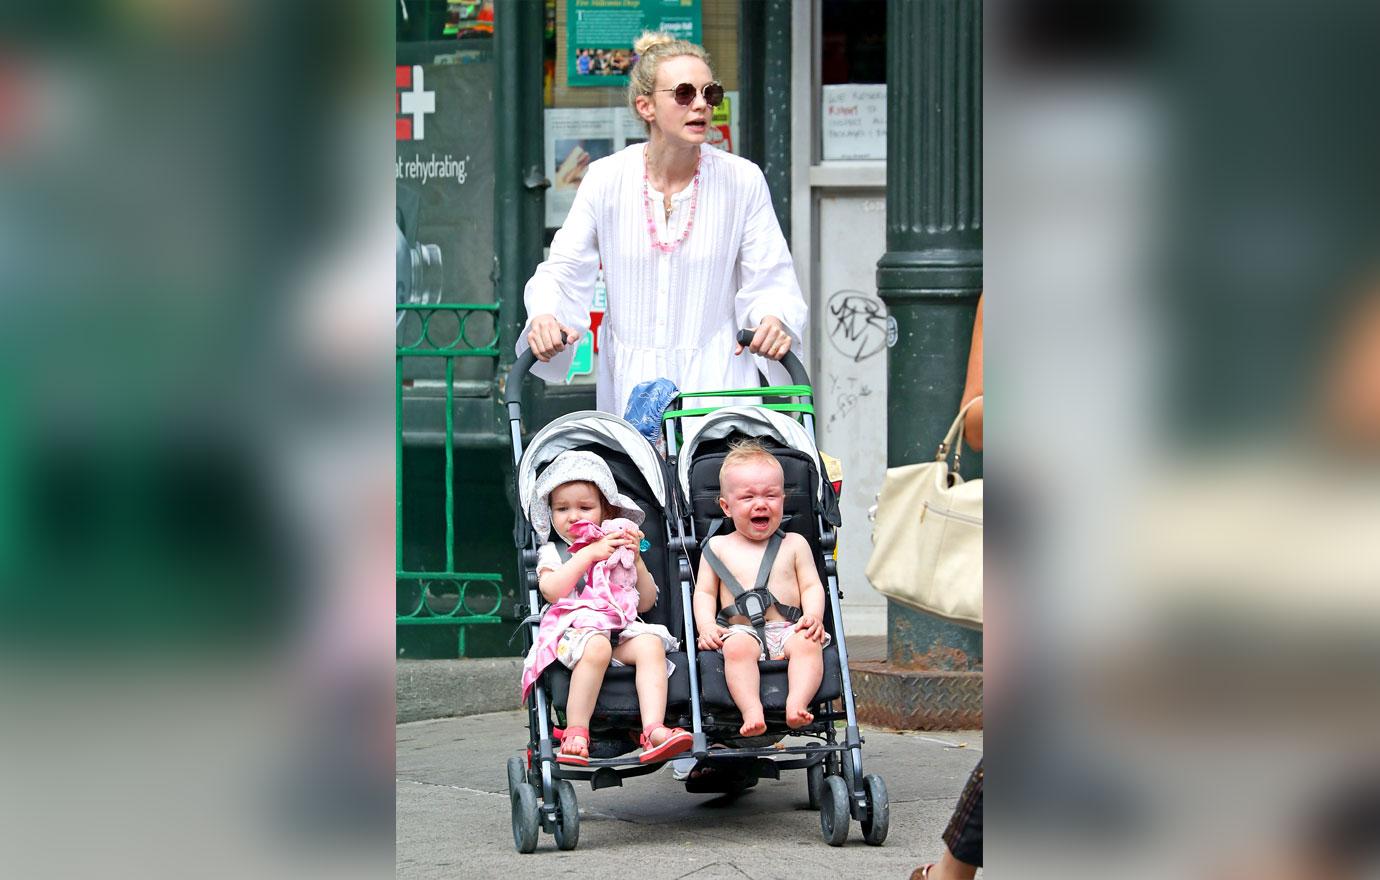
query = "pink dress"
xmin=520 ymin=518 xmax=642 ymax=700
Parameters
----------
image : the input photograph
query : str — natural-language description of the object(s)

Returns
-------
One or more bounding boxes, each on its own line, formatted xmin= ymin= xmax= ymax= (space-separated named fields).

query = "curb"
xmin=396 ymin=658 xmax=522 ymax=724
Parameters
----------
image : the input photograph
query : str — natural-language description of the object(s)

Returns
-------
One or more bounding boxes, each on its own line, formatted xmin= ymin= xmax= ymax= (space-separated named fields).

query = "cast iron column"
xmin=875 ymin=0 xmax=983 ymax=668
xmin=737 ymin=0 xmax=791 ymax=238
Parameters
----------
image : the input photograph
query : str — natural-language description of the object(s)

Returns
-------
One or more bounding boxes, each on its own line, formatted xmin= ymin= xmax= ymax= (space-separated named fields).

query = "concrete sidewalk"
xmin=397 ymin=710 xmax=982 ymax=879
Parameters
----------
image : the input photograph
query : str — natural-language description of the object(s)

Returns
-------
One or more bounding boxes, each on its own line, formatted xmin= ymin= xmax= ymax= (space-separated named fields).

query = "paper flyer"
xmin=544 ymin=91 xmax=738 ymax=228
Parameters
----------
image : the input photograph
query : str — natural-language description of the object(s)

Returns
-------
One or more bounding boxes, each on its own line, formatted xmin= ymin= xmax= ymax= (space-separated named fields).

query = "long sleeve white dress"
xmin=518 ymin=142 xmax=808 ymax=416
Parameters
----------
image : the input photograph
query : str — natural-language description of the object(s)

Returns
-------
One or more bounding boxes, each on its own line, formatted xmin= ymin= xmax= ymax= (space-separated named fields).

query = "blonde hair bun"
xmin=633 ymin=30 xmax=676 ymax=56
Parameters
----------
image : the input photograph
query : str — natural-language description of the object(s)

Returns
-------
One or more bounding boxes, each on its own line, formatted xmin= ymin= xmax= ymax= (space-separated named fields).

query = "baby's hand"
xmin=795 ymin=615 xmax=827 ymax=644
xmin=623 ymin=528 xmax=647 ymax=559
xmin=581 ymin=533 xmax=626 ymax=563
xmin=696 ymin=623 xmax=727 ymax=651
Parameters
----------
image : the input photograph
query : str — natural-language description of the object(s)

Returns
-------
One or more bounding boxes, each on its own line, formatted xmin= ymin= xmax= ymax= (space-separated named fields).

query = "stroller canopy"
xmin=518 ymin=411 xmax=668 ymax=526
xmin=675 ymin=406 xmax=829 ymax=510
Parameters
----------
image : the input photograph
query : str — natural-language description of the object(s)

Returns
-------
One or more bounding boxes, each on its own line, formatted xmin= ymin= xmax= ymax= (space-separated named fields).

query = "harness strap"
xmin=703 ymin=530 xmax=800 ymax=646
xmin=554 ymin=543 xmax=588 ymax=596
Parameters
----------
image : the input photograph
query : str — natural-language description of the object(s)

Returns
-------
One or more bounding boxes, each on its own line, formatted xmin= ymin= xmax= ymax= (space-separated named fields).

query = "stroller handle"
xmin=736 ymin=328 xmax=811 ymax=388
xmin=507 ymin=327 xmax=810 ymax=408
xmin=504 ymin=330 xmax=570 ymax=409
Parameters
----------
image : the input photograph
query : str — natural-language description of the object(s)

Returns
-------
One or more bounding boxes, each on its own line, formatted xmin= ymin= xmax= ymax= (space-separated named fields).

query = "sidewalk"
xmin=397 ymin=709 xmax=982 ymax=879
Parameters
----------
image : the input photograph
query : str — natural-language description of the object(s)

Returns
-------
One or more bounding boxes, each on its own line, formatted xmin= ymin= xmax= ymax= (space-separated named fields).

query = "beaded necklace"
xmin=642 ymin=151 xmax=700 ymax=254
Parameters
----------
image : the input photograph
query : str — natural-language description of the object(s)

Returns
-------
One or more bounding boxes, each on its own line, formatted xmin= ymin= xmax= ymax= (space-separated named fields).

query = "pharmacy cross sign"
xmin=395 ymin=65 xmax=435 ymax=142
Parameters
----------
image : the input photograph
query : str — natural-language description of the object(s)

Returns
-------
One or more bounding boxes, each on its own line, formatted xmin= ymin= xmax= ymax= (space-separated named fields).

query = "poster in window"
xmin=567 ymin=0 xmax=701 ymax=87
xmin=543 ymin=91 xmax=738 ymax=228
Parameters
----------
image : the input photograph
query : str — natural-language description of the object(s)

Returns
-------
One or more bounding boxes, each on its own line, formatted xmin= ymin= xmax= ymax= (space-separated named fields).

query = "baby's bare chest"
xmin=716 ymin=543 xmax=800 ymax=604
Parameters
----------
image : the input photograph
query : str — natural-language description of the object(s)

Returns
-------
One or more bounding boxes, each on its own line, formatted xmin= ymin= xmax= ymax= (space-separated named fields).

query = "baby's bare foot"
xmin=785 ymin=702 xmax=814 ymax=729
xmin=739 ymin=714 xmax=767 ymax=737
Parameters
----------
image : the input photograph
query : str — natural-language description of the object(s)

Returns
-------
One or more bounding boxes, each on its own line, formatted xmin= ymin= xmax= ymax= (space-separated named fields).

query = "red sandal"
xmin=555 ymin=726 xmax=591 ymax=766
xmin=638 ymin=724 xmax=692 ymax=764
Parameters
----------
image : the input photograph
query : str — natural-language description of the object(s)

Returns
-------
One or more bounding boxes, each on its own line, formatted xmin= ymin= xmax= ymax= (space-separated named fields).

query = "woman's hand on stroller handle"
xmin=528 ymin=314 xmax=577 ymax=362
xmin=734 ymin=317 xmax=792 ymax=361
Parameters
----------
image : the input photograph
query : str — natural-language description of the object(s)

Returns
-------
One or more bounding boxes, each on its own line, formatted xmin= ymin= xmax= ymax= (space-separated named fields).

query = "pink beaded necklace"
xmin=642 ymin=151 xmax=700 ymax=254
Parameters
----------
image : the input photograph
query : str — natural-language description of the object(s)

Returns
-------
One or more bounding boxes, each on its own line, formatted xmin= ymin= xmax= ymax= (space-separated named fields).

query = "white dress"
xmin=519 ymin=143 xmax=808 ymax=417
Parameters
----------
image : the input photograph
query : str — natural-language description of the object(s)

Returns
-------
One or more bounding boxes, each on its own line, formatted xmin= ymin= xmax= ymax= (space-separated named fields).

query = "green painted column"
xmin=760 ymin=0 xmax=792 ymax=241
xmin=739 ymin=0 xmax=792 ymax=239
xmin=494 ymin=0 xmax=547 ymax=375
xmin=736 ymin=0 xmax=765 ymax=168
xmin=875 ymin=0 xmax=983 ymax=669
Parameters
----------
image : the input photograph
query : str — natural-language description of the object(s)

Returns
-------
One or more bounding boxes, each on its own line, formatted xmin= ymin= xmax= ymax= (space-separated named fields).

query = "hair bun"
xmin=633 ymin=30 xmax=675 ymax=55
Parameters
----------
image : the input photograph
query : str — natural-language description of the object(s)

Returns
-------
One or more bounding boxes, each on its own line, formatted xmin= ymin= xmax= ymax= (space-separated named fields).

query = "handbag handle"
xmin=935 ymin=395 xmax=983 ymax=475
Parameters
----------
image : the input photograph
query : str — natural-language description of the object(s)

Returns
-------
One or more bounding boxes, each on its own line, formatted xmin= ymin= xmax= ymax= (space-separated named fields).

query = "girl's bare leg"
xmin=611 ymin=634 xmax=670 ymax=743
xmin=562 ymin=634 xmax=611 ymax=757
xmin=722 ymin=632 xmax=766 ymax=736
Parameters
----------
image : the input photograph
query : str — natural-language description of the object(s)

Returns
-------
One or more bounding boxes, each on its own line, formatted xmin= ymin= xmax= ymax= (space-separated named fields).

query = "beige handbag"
xmin=865 ymin=397 xmax=983 ymax=629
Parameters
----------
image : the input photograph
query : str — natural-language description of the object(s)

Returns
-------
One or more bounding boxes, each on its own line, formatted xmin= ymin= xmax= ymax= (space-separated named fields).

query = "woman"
xmin=915 ymin=296 xmax=984 ymax=880
xmin=520 ymin=31 xmax=806 ymax=416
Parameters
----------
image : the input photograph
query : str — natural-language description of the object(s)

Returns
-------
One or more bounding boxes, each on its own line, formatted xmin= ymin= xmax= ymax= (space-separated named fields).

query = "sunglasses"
xmin=654 ymin=81 xmax=725 ymax=108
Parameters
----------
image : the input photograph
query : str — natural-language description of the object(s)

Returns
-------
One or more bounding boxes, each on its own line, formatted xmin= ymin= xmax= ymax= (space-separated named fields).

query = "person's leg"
xmin=722 ymin=631 xmax=766 ymax=736
xmin=781 ymin=633 xmax=823 ymax=729
xmin=611 ymin=633 xmax=669 ymax=742
xmin=561 ymin=634 xmax=612 ymax=757
xmin=914 ymin=847 xmax=977 ymax=880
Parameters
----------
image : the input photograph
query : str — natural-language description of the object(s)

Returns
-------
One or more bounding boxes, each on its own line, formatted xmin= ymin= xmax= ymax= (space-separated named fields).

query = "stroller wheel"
xmin=860 ymin=773 xmax=890 ymax=846
xmin=806 ymin=759 xmax=825 ymax=810
xmin=819 ymin=775 xmax=850 ymax=846
xmin=551 ymin=779 xmax=580 ymax=851
xmin=510 ymin=782 xmax=540 ymax=853
xmin=506 ymin=755 xmax=526 ymax=794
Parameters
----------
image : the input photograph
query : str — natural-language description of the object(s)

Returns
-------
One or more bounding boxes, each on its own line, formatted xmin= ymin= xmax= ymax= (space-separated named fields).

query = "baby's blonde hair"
xmin=626 ymin=30 xmax=715 ymax=130
xmin=719 ymin=438 xmax=782 ymax=487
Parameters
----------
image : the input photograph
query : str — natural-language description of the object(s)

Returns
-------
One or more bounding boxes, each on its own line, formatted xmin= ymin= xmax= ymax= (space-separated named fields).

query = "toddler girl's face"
xmin=549 ymin=481 xmax=607 ymax=542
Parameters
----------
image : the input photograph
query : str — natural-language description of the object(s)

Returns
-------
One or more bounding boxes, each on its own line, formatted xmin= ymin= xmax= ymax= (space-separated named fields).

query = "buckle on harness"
xmin=740 ymin=589 xmax=770 ymax=626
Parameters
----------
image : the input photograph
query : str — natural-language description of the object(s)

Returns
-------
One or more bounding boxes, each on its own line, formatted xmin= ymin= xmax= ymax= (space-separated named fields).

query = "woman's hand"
xmin=735 ymin=316 xmax=792 ymax=361
xmin=528 ymin=314 xmax=580 ymax=362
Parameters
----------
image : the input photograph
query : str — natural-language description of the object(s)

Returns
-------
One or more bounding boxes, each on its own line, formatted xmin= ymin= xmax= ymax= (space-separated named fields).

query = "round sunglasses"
xmin=654 ymin=81 xmax=725 ymax=108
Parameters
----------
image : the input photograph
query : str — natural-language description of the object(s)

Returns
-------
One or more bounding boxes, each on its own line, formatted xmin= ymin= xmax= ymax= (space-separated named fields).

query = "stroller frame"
xmin=661 ymin=330 xmax=887 ymax=845
xmin=499 ymin=331 xmax=888 ymax=852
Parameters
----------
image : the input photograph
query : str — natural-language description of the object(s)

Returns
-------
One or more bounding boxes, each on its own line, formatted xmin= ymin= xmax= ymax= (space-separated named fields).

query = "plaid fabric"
xmin=942 ymin=759 xmax=983 ymax=867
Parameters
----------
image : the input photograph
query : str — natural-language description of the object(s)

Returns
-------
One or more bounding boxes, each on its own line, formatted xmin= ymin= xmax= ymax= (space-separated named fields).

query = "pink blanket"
xmin=520 ymin=518 xmax=643 ymax=700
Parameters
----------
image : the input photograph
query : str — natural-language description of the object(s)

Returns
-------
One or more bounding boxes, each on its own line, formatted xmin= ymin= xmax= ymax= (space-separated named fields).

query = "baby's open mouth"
xmin=750 ymin=515 xmax=771 ymax=528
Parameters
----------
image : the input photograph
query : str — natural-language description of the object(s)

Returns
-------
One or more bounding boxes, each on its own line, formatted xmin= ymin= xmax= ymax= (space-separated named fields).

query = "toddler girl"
xmin=519 ymin=450 xmax=692 ymax=765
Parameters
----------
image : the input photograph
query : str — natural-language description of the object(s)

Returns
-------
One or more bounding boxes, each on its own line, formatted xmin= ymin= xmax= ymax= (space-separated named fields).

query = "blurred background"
xmin=0 ymin=1 xmax=394 ymax=877
xmin=987 ymin=0 xmax=1380 ymax=877
xmin=0 ymin=0 xmax=1377 ymax=877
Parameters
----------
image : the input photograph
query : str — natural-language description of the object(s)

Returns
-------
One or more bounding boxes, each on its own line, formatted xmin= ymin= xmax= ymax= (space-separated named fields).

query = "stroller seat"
xmin=695 ymin=644 xmax=843 ymax=713
xmin=677 ymin=424 xmax=845 ymax=732
xmin=546 ymin=650 xmax=691 ymax=740
xmin=519 ymin=424 xmax=691 ymax=737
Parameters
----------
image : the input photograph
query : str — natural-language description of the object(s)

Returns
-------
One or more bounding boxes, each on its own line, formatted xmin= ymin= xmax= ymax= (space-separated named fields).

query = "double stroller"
xmin=502 ymin=332 xmax=890 ymax=852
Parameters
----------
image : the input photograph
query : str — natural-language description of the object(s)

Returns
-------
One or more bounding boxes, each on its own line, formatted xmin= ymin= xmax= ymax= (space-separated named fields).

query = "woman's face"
xmin=641 ymin=55 xmax=715 ymax=147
